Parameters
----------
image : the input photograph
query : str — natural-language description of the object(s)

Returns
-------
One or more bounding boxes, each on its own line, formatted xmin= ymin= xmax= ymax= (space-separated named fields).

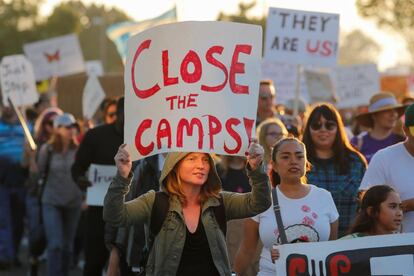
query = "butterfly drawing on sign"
xmin=44 ymin=50 xmax=60 ymax=63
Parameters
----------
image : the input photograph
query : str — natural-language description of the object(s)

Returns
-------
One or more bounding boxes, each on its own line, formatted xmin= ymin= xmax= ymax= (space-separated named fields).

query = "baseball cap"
xmin=53 ymin=113 xmax=76 ymax=128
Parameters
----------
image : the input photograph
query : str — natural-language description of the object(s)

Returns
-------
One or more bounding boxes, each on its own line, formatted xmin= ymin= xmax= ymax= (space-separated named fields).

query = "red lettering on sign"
xmin=329 ymin=254 xmax=351 ymax=276
xmin=201 ymin=46 xmax=228 ymax=92
xmin=162 ymin=50 xmax=178 ymax=86
xmin=157 ymin=119 xmax=172 ymax=149
xmin=131 ymin=39 xmax=160 ymax=99
xmin=176 ymin=118 xmax=203 ymax=149
xmin=205 ymin=115 xmax=222 ymax=149
xmin=229 ymin=44 xmax=252 ymax=94
xmin=135 ymin=119 xmax=154 ymax=156
xmin=224 ymin=118 xmax=242 ymax=154
xmin=180 ymin=50 xmax=202 ymax=83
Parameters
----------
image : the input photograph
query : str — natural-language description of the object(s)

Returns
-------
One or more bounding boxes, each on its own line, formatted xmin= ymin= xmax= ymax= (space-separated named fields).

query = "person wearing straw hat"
xmin=359 ymin=103 xmax=414 ymax=232
xmin=351 ymin=92 xmax=406 ymax=163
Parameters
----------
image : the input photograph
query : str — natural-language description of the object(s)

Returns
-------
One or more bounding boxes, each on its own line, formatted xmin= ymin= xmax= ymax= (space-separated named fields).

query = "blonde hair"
xmin=257 ymin=117 xmax=288 ymax=163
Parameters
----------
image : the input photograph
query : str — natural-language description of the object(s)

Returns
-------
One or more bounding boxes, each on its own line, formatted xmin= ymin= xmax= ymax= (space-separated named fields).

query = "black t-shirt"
xmin=175 ymin=219 xmax=220 ymax=276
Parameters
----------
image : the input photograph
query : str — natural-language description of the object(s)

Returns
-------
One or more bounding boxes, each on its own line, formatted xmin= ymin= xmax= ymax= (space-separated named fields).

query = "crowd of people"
xmin=0 ymin=79 xmax=413 ymax=276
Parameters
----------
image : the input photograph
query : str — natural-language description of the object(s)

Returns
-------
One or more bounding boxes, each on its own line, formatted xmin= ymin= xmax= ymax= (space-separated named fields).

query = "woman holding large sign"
xmin=103 ymin=142 xmax=271 ymax=276
xmin=234 ymin=137 xmax=339 ymax=275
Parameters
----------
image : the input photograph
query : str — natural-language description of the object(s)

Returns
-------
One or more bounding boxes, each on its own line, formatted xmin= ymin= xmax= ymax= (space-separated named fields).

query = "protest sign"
xmin=125 ymin=21 xmax=262 ymax=160
xmin=261 ymin=60 xmax=310 ymax=105
xmin=85 ymin=60 xmax=104 ymax=76
xmin=333 ymin=64 xmax=379 ymax=109
xmin=23 ymin=34 xmax=85 ymax=81
xmin=87 ymin=164 xmax=117 ymax=206
xmin=82 ymin=75 xmax=106 ymax=119
xmin=265 ymin=7 xmax=339 ymax=67
xmin=276 ymin=233 xmax=414 ymax=276
xmin=0 ymin=55 xmax=38 ymax=107
xmin=304 ymin=69 xmax=336 ymax=104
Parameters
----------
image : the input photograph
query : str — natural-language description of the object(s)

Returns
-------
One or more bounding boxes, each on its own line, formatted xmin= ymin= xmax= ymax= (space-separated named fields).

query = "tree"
xmin=356 ymin=0 xmax=414 ymax=66
xmin=0 ymin=0 xmax=42 ymax=56
xmin=217 ymin=1 xmax=266 ymax=54
xmin=338 ymin=30 xmax=381 ymax=65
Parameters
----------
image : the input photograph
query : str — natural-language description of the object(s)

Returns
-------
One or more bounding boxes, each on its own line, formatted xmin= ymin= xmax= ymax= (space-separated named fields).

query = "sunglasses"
xmin=58 ymin=125 xmax=74 ymax=130
xmin=310 ymin=121 xmax=337 ymax=131
xmin=266 ymin=131 xmax=283 ymax=137
xmin=44 ymin=120 xmax=53 ymax=126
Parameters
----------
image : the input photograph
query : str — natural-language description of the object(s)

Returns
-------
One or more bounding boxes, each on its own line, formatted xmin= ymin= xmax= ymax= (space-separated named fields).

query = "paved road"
xmin=1 ymin=240 xmax=83 ymax=276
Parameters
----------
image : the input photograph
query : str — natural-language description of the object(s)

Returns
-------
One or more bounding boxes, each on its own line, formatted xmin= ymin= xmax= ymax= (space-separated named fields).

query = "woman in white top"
xmin=234 ymin=137 xmax=339 ymax=276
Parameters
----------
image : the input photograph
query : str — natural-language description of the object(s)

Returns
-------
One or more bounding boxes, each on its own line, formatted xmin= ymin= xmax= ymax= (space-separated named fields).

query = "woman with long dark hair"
xmin=302 ymin=103 xmax=367 ymax=236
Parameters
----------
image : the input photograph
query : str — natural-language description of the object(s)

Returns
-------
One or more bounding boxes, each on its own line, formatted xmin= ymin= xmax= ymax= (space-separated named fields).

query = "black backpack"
xmin=138 ymin=192 xmax=226 ymax=274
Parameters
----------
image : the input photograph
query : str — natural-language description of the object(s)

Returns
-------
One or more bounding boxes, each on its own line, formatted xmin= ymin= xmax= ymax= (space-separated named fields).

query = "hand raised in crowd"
xmin=114 ymin=144 xmax=132 ymax=178
xmin=246 ymin=138 xmax=264 ymax=170
xmin=270 ymin=245 xmax=280 ymax=263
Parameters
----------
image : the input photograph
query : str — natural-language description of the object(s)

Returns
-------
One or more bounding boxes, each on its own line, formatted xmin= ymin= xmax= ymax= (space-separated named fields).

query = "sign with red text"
xmin=87 ymin=164 xmax=117 ymax=206
xmin=0 ymin=55 xmax=38 ymax=107
xmin=265 ymin=7 xmax=339 ymax=67
xmin=23 ymin=34 xmax=85 ymax=81
xmin=276 ymin=233 xmax=414 ymax=276
xmin=125 ymin=21 xmax=261 ymax=160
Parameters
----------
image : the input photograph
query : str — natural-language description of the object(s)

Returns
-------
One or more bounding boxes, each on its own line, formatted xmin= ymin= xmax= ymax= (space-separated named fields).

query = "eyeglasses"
xmin=310 ymin=121 xmax=337 ymax=131
xmin=259 ymin=93 xmax=274 ymax=100
xmin=106 ymin=112 xmax=117 ymax=118
xmin=266 ymin=132 xmax=283 ymax=137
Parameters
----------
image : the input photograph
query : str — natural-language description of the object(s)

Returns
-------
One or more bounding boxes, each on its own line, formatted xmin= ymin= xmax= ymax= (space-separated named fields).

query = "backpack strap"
xmin=212 ymin=194 xmax=227 ymax=237
xmin=147 ymin=192 xmax=170 ymax=253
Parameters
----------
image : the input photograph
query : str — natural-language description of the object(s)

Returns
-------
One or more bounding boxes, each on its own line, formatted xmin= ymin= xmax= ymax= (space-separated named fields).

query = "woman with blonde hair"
xmin=103 ymin=141 xmax=271 ymax=276
xmin=257 ymin=117 xmax=288 ymax=170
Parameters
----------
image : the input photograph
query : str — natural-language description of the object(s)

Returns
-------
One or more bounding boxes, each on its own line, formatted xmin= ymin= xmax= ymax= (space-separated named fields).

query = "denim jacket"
xmin=103 ymin=153 xmax=270 ymax=276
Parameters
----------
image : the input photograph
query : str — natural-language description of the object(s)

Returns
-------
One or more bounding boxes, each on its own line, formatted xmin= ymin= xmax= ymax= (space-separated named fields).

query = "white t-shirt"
xmin=252 ymin=185 xmax=339 ymax=276
xmin=359 ymin=142 xmax=414 ymax=232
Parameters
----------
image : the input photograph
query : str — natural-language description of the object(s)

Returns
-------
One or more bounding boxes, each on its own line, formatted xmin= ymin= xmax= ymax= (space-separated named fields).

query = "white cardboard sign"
xmin=23 ymin=34 xmax=85 ymax=81
xmin=125 ymin=21 xmax=262 ymax=161
xmin=0 ymin=55 xmax=39 ymax=107
xmin=82 ymin=75 xmax=106 ymax=119
xmin=304 ymin=69 xmax=337 ymax=104
xmin=275 ymin=233 xmax=414 ymax=276
xmin=265 ymin=7 xmax=339 ymax=67
xmin=87 ymin=164 xmax=117 ymax=206
xmin=85 ymin=60 xmax=104 ymax=77
xmin=333 ymin=64 xmax=379 ymax=108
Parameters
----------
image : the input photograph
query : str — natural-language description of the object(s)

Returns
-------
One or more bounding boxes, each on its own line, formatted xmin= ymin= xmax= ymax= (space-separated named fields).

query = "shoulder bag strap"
xmin=272 ymin=188 xmax=288 ymax=244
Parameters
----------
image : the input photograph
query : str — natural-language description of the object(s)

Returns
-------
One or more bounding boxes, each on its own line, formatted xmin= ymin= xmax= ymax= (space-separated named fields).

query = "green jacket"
xmin=103 ymin=152 xmax=271 ymax=276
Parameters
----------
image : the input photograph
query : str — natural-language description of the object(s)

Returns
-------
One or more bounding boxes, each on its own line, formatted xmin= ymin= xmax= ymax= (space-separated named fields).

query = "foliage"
xmin=338 ymin=30 xmax=380 ymax=65
xmin=0 ymin=0 xmax=130 ymax=72
xmin=356 ymin=0 xmax=414 ymax=65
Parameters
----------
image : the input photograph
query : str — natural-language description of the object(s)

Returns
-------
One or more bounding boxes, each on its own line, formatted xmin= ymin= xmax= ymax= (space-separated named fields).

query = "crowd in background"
xmin=0 ymin=79 xmax=414 ymax=275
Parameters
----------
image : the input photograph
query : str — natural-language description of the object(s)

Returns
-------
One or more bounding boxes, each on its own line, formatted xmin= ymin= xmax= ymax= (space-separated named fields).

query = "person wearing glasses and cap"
xmin=302 ymin=103 xmax=367 ymax=237
xmin=359 ymin=103 xmax=414 ymax=233
xmin=351 ymin=92 xmax=406 ymax=163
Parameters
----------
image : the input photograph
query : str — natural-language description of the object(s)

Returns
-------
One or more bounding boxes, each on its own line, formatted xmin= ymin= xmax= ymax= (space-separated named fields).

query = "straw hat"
xmin=355 ymin=92 xmax=406 ymax=128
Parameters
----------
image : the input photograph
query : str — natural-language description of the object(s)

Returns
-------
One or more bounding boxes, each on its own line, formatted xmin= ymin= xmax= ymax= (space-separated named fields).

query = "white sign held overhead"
xmin=265 ymin=7 xmax=339 ymax=67
xmin=334 ymin=64 xmax=379 ymax=109
xmin=276 ymin=233 xmax=414 ymax=276
xmin=87 ymin=164 xmax=117 ymax=206
xmin=82 ymin=75 xmax=106 ymax=119
xmin=125 ymin=21 xmax=262 ymax=161
xmin=23 ymin=33 xmax=85 ymax=81
xmin=0 ymin=55 xmax=39 ymax=107
xmin=85 ymin=60 xmax=104 ymax=76
xmin=304 ymin=69 xmax=337 ymax=104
